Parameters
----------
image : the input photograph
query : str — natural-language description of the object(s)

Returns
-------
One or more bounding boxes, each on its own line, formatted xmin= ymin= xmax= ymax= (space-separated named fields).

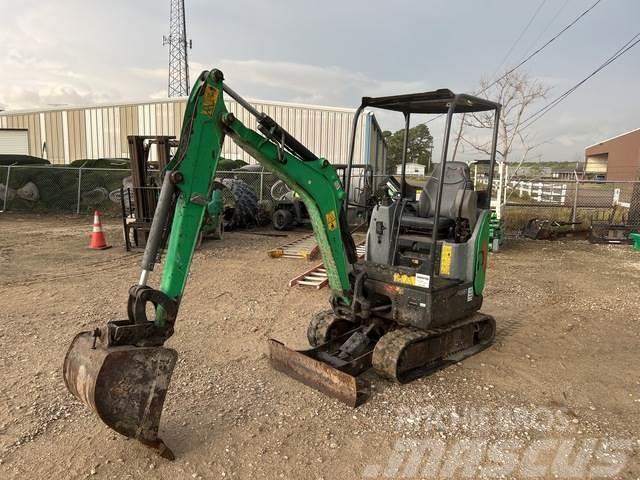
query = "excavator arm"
xmin=155 ymin=70 xmax=355 ymax=315
xmin=63 ymin=69 xmax=357 ymax=459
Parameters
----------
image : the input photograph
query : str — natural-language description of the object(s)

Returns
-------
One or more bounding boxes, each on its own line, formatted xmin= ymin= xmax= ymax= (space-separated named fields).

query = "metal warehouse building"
xmin=0 ymin=97 xmax=387 ymax=172
xmin=585 ymin=128 xmax=640 ymax=181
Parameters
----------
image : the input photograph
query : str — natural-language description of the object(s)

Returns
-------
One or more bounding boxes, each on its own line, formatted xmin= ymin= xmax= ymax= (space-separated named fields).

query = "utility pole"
xmin=163 ymin=0 xmax=191 ymax=97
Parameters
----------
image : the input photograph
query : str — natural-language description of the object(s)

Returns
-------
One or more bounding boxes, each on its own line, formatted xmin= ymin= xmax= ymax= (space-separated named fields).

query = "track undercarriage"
xmin=268 ymin=310 xmax=496 ymax=407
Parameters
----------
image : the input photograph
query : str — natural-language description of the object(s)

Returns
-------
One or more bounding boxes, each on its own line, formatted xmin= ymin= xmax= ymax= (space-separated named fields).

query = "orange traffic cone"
xmin=89 ymin=210 xmax=111 ymax=250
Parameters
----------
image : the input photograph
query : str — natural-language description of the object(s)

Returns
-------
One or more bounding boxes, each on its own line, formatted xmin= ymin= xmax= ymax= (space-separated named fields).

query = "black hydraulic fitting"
xmin=222 ymin=112 xmax=236 ymax=126
xmin=170 ymin=171 xmax=184 ymax=184
xmin=212 ymin=69 xmax=224 ymax=82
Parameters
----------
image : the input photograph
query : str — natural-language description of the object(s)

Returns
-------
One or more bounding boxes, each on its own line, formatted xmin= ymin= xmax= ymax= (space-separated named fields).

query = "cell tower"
xmin=163 ymin=0 xmax=192 ymax=97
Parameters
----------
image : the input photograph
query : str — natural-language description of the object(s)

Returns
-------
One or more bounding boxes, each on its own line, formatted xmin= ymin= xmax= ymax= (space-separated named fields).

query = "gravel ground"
xmin=0 ymin=213 xmax=639 ymax=479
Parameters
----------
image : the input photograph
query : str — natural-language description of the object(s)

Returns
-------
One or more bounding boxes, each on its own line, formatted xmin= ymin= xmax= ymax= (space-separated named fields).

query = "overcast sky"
xmin=1 ymin=0 xmax=638 ymax=163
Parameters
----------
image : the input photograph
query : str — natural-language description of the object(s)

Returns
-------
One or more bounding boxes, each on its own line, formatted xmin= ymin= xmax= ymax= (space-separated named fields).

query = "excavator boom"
xmin=63 ymin=69 xmax=357 ymax=458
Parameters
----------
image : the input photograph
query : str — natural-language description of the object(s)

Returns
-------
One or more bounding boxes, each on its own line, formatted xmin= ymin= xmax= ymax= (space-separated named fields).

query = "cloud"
xmin=129 ymin=67 xmax=167 ymax=80
xmin=160 ymin=58 xmax=434 ymax=112
xmin=2 ymin=0 xmax=639 ymax=164
xmin=207 ymin=59 xmax=430 ymax=107
xmin=0 ymin=85 xmax=111 ymax=110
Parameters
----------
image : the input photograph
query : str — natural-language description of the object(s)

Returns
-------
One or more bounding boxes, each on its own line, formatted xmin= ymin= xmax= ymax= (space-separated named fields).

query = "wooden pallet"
xmin=289 ymin=243 xmax=366 ymax=289
xmin=268 ymin=234 xmax=319 ymax=260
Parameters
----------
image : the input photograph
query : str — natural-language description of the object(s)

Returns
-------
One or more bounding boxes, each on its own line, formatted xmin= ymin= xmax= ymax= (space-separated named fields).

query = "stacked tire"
xmin=219 ymin=178 xmax=259 ymax=229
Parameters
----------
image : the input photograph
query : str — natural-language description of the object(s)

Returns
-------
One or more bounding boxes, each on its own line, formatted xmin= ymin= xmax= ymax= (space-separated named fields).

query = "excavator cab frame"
xmin=344 ymin=90 xmax=501 ymax=280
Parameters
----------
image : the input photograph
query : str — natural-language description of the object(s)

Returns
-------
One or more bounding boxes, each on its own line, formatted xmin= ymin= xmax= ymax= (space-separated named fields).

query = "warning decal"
xmin=440 ymin=244 xmax=452 ymax=276
xmin=202 ymin=85 xmax=219 ymax=116
xmin=393 ymin=273 xmax=416 ymax=286
xmin=326 ymin=210 xmax=337 ymax=230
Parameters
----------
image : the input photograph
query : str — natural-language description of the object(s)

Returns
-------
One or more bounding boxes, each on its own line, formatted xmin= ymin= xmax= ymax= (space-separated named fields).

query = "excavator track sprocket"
xmin=306 ymin=310 xmax=354 ymax=347
xmin=372 ymin=313 xmax=496 ymax=383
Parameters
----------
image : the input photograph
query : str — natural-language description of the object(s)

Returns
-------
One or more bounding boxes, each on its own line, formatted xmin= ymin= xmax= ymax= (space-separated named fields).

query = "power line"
xmin=463 ymin=30 xmax=640 ymax=152
xmin=520 ymin=31 xmax=640 ymax=129
xmin=495 ymin=0 xmax=548 ymax=74
xmin=481 ymin=0 xmax=604 ymax=94
xmin=427 ymin=0 xmax=604 ymax=126
xmin=519 ymin=0 xmax=571 ymax=61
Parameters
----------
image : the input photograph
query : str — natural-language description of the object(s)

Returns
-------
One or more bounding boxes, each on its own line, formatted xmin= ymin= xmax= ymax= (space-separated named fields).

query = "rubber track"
xmin=372 ymin=315 xmax=495 ymax=383
xmin=306 ymin=309 xmax=338 ymax=347
xmin=372 ymin=328 xmax=425 ymax=382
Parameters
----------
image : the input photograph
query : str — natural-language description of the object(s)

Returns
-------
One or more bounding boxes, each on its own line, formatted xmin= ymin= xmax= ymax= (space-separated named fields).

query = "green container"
xmin=488 ymin=212 xmax=504 ymax=252
xmin=630 ymin=233 xmax=640 ymax=251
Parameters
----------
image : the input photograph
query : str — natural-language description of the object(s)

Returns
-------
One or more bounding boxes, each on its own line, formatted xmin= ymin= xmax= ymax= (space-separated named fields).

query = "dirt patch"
xmin=0 ymin=213 xmax=638 ymax=479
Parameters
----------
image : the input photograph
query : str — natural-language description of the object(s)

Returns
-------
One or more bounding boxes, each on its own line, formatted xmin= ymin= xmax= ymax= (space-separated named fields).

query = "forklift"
xmin=63 ymin=69 xmax=501 ymax=459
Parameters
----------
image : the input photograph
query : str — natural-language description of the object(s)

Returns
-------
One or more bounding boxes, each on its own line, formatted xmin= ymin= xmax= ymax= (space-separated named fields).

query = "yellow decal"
xmin=326 ymin=210 xmax=337 ymax=230
xmin=440 ymin=243 xmax=452 ymax=276
xmin=393 ymin=273 xmax=416 ymax=286
xmin=202 ymin=85 xmax=219 ymax=116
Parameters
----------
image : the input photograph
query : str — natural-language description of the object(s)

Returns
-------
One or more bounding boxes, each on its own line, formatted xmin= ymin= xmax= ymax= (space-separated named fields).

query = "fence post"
xmin=612 ymin=188 xmax=620 ymax=206
xmin=76 ymin=165 xmax=83 ymax=214
xmin=259 ymin=170 xmax=264 ymax=201
xmin=3 ymin=165 xmax=12 ymax=211
xmin=561 ymin=184 xmax=567 ymax=205
xmin=571 ymin=179 xmax=579 ymax=224
xmin=535 ymin=183 xmax=542 ymax=202
xmin=496 ymin=161 xmax=504 ymax=219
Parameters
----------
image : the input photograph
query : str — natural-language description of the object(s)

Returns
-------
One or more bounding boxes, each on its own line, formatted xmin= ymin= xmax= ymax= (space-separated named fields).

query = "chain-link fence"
xmin=502 ymin=178 xmax=640 ymax=235
xmin=215 ymin=170 xmax=279 ymax=204
xmin=367 ymin=173 xmax=640 ymax=236
xmin=0 ymin=166 xmax=286 ymax=216
xmin=0 ymin=165 xmax=130 ymax=215
xmin=6 ymin=164 xmax=636 ymax=238
xmin=0 ymin=165 xmax=381 ymax=217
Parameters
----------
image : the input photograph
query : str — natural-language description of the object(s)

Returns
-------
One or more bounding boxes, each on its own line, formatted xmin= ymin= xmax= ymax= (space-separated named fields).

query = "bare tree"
xmin=456 ymin=69 xmax=550 ymax=215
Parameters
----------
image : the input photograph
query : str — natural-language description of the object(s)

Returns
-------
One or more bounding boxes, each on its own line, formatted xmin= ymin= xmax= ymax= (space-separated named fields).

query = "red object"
xmin=89 ymin=210 xmax=111 ymax=250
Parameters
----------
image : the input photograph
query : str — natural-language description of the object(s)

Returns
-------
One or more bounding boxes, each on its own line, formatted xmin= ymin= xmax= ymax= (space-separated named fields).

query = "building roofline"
xmin=0 ymin=96 xmax=359 ymax=116
xmin=584 ymin=127 xmax=640 ymax=150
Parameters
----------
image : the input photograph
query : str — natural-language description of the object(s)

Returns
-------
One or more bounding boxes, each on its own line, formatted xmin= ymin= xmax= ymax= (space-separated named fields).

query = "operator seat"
xmin=400 ymin=161 xmax=477 ymax=235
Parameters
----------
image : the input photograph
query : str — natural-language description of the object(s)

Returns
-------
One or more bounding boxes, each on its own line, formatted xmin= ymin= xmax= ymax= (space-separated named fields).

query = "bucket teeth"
xmin=63 ymin=331 xmax=178 ymax=459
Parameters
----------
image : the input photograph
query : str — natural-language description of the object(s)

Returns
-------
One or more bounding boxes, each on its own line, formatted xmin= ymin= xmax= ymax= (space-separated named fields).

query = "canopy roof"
xmin=361 ymin=89 xmax=500 ymax=114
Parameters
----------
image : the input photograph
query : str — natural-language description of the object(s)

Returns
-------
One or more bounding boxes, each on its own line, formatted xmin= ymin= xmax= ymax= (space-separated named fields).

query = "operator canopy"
xmin=361 ymin=89 xmax=500 ymax=114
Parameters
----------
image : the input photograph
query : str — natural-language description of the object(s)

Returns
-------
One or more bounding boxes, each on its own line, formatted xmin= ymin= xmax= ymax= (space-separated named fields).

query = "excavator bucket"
xmin=268 ymin=338 xmax=371 ymax=408
xmin=63 ymin=331 xmax=178 ymax=459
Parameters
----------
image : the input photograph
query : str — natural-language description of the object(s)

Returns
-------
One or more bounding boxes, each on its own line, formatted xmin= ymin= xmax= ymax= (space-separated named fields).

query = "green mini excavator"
xmin=63 ymin=69 xmax=501 ymax=459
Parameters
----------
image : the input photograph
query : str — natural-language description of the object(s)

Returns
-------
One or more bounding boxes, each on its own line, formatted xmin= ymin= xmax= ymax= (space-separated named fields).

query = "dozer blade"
xmin=268 ymin=339 xmax=370 ymax=407
xmin=63 ymin=331 xmax=178 ymax=459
